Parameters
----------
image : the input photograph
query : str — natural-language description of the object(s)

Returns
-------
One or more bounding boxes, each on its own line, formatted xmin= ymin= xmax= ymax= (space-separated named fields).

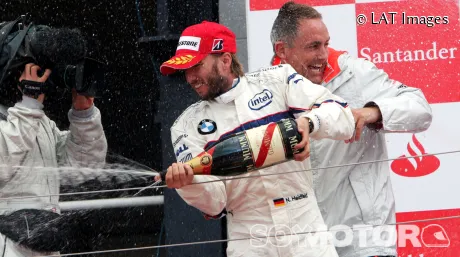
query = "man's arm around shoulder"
xmin=281 ymin=64 xmax=355 ymax=141
xmin=348 ymin=55 xmax=433 ymax=134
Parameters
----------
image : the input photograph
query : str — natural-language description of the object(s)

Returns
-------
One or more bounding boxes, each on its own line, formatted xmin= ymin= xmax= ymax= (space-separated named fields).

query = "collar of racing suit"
xmin=213 ymin=77 xmax=242 ymax=104
xmin=321 ymin=48 xmax=357 ymax=94
xmin=322 ymin=47 xmax=348 ymax=84
xmin=271 ymin=47 xmax=352 ymax=88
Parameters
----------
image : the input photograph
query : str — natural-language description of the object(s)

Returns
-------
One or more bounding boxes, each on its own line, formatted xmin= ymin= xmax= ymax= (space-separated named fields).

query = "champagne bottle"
xmin=159 ymin=118 xmax=303 ymax=181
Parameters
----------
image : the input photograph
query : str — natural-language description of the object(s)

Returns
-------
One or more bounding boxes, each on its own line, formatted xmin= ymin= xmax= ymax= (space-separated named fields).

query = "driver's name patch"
xmin=273 ymin=192 xmax=308 ymax=207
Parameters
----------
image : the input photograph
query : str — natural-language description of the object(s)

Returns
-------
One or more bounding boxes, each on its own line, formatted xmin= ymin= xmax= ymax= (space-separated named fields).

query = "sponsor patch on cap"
xmin=212 ymin=39 xmax=224 ymax=51
xmin=177 ymin=36 xmax=201 ymax=51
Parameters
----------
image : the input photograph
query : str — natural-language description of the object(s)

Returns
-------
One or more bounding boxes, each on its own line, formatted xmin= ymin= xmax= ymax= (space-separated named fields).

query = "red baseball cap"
xmin=160 ymin=21 xmax=237 ymax=75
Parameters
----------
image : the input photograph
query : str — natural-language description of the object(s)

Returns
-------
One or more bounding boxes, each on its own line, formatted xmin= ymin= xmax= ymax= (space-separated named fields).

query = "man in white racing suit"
xmin=158 ymin=21 xmax=355 ymax=257
xmin=270 ymin=2 xmax=433 ymax=257
xmin=0 ymin=63 xmax=107 ymax=257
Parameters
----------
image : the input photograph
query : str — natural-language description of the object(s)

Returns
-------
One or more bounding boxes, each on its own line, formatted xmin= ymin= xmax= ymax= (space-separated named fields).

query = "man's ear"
xmin=274 ymin=41 xmax=287 ymax=60
xmin=220 ymin=52 xmax=233 ymax=71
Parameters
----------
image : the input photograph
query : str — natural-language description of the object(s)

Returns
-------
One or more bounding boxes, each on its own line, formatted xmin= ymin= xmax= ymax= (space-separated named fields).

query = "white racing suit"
xmin=0 ymin=96 xmax=107 ymax=257
xmin=309 ymin=49 xmax=433 ymax=257
xmin=171 ymin=64 xmax=355 ymax=257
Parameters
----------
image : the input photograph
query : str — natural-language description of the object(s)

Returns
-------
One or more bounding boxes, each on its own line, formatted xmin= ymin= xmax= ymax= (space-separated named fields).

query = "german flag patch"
xmin=273 ymin=198 xmax=286 ymax=207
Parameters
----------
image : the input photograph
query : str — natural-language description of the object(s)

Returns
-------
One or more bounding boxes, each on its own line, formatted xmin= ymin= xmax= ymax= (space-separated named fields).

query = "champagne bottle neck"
xmin=185 ymin=152 xmax=213 ymax=175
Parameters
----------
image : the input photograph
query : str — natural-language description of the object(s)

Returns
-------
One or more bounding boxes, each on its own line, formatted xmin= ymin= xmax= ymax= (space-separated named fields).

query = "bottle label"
xmin=236 ymin=133 xmax=256 ymax=172
xmin=245 ymin=122 xmax=286 ymax=168
xmin=279 ymin=118 xmax=302 ymax=157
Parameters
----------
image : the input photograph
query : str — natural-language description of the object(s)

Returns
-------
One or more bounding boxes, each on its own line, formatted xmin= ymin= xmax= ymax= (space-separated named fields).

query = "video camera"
xmin=0 ymin=14 xmax=105 ymax=97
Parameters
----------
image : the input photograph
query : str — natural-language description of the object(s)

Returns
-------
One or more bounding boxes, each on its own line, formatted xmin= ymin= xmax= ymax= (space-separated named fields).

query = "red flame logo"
xmin=391 ymin=134 xmax=440 ymax=177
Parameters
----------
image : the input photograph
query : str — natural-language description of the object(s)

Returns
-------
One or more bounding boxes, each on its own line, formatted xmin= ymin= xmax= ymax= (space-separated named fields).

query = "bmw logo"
xmin=198 ymin=119 xmax=217 ymax=135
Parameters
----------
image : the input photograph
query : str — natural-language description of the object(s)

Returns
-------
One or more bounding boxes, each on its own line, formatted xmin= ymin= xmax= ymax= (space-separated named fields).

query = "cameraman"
xmin=0 ymin=63 xmax=107 ymax=257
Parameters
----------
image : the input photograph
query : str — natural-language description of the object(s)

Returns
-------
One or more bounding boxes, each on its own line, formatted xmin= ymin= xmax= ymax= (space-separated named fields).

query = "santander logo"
xmin=391 ymin=134 xmax=440 ymax=177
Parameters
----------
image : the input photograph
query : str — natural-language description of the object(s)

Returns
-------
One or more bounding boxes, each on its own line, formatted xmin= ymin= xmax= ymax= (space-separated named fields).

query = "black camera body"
xmin=0 ymin=15 xmax=105 ymax=97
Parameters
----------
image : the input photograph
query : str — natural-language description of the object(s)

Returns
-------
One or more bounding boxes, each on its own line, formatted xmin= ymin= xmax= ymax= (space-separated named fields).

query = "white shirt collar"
xmin=214 ymin=77 xmax=243 ymax=104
